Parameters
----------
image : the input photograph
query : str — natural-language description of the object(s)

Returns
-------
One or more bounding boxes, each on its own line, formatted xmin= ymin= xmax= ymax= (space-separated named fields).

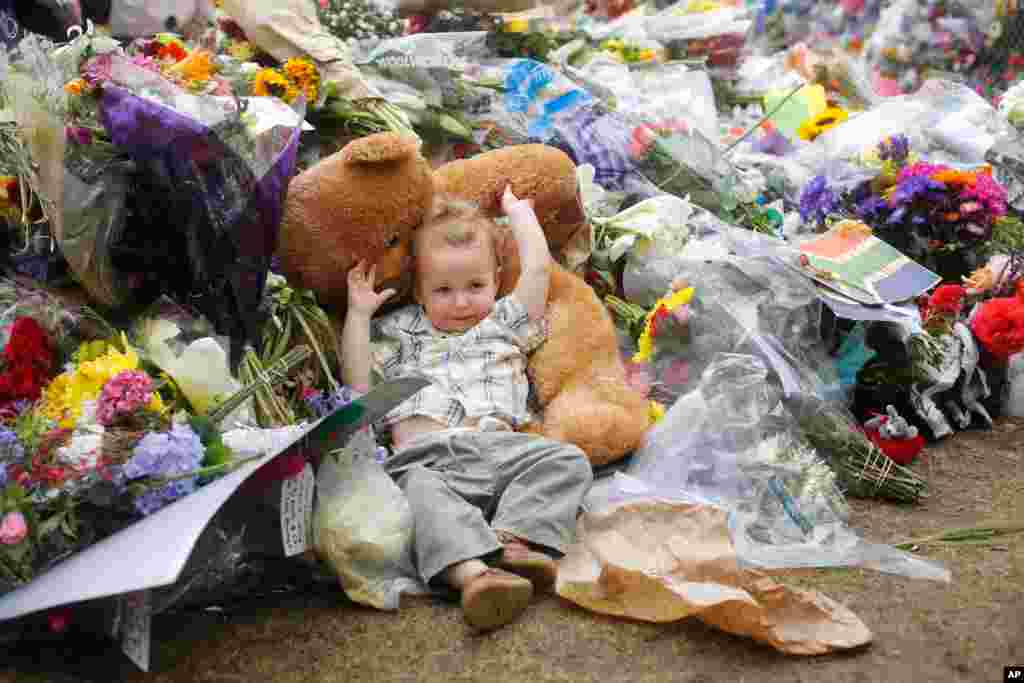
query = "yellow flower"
xmin=64 ymin=78 xmax=86 ymax=95
xmin=636 ymin=49 xmax=657 ymax=62
xmin=40 ymin=346 xmax=140 ymax=428
xmin=631 ymin=287 xmax=695 ymax=363
xmin=648 ymin=400 xmax=666 ymax=424
xmin=253 ymin=68 xmax=298 ymax=103
xmin=503 ymin=18 xmax=529 ymax=33
xmin=283 ymin=58 xmax=320 ymax=104
xmin=166 ymin=49 xmax=217 ymax=84
xmin=797 ymin=107 xmax=849 ymax=142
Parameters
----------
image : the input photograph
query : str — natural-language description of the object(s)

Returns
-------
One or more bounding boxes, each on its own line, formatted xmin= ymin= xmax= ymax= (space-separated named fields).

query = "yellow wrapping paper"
xmin=556 ymin=500 xmax=873 ymax=655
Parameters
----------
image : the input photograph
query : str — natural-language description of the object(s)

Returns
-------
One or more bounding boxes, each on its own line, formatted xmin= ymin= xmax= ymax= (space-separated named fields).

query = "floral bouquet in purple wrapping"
xmin=2 ymin=30 xmax=304 ymax=366
xmin=797 ymin=134 xmax=1010 ymax=281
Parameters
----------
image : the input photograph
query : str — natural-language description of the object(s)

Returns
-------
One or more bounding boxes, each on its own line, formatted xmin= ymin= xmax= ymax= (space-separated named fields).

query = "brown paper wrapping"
xmin=556 ymin=500 xmax=873 ymax=655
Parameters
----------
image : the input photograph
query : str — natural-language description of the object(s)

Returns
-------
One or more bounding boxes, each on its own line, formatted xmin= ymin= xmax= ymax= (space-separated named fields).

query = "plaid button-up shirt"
xmin=371 ymin=295 xmax=548 ymax=430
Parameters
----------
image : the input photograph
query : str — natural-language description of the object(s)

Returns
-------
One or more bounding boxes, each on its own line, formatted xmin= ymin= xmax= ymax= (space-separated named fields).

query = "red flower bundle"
xmin=970 ymin=287 xmax=1024 ymax=363
xmin=0 ymin=317 xmax=54 ymax=403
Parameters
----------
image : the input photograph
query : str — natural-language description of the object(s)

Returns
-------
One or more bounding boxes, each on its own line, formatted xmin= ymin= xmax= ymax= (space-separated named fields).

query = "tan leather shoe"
xmin=461 ymin=568 xmax=533 ymax=632
xmin=494 ymin=532 xmax=558 ymax=594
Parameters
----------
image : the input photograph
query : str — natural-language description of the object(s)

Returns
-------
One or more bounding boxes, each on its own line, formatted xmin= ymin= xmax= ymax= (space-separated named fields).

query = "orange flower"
xmin=64 ymin=78 xmax=86 ymax=95
xmin=930 ymin=169 xmax=976 ymax=187
xmin=166 ymin=50 xmax=216 ymax=84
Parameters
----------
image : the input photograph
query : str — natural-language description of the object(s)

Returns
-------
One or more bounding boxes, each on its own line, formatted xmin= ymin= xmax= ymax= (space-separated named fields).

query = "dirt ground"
xmin=2 ymin=418 xmax=1022 ymax=683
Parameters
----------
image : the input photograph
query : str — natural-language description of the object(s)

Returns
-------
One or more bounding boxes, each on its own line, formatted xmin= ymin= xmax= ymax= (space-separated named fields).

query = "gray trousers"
xmin=384 ymin=429 xmax=593 ymax=586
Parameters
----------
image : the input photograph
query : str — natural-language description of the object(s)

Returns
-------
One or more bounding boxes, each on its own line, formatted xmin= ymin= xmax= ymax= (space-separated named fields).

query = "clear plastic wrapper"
xmin=796 ymin=78 xmax=1015 ymax=172
xmin=607 ymin=353 xmax=949 ymax=581
xmin=864 ymin=0 xmax=992 ymax=96
xmin=312 ymin=427 xmax=427 ymax=611
xmin=97 ymin=56 xmax=304 ymax=365
xmin=621 ymin=232 xmax=838 ymax=405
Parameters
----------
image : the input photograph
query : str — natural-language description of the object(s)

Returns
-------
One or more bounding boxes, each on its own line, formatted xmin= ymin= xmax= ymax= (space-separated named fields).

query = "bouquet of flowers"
xmin=969 ymin=279 xmax=1024 ymax=364
xmin=865 ymin=0 xmax=994 ymax=95
xmin=797 ymin=134 xmax=1010 ymax=280
xmin=606 ymin=285 xmax=695 ymax=404
xmin=316 ymin=0 xmax=404 ymax=45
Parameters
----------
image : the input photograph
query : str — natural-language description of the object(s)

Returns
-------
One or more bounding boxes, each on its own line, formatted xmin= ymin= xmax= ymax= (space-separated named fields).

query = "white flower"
xmin=57 ymin=427 xmax=105 ymax=471
xmin=592 ymin=194 xmax=694 ymax=264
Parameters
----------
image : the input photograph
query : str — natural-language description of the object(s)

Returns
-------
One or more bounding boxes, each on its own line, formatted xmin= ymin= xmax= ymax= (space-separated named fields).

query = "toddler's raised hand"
xmin=347 ymin=260 xmax=395 ymax=317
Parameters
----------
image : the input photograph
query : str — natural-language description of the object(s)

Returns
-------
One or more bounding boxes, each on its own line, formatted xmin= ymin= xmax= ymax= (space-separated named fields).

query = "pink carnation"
xmin=961 ymin=172 xmax=1008 ymax=220
xmin=96 ymin=370 xmax=154 ymax=426
xmin=0 ymin=511 xmax=27 ymax=545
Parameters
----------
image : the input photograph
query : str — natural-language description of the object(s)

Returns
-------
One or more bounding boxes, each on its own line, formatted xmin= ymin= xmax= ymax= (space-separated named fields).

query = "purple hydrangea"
xmin=799 ymin=175 xmax=839 ymax=226
xmin=123 ymin=423 xmax=205 ymax=516
xmin=305 ymin=385 xmax=358 ymax=418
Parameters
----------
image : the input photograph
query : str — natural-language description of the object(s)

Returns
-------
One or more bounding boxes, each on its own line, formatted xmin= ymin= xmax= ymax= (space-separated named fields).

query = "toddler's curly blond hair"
xmin=414 ymin=195 xmax=505 ymax=274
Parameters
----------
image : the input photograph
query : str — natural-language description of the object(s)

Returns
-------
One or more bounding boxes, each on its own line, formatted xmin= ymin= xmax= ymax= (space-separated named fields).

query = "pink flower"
xmin=0 ymin=511 xmax=27 ymax=545
xmin=96 ymin=370 xmax=155 ymax=426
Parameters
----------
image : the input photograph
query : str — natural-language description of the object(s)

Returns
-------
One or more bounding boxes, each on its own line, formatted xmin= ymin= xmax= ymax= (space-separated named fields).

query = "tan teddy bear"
xmin=277 ymin=132 xmax=650 ymax=466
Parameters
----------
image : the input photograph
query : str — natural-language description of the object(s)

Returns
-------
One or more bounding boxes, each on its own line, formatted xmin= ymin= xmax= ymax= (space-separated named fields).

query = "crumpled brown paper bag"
xmin=556 ymin=500 xmax=873 ymax=655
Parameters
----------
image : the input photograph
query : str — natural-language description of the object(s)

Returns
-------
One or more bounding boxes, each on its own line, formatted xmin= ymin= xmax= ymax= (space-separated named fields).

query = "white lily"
xmin=138 ymin=319 xmax=244 ymax=417
xmin=591 ymin=194 xmax=694 ymax=266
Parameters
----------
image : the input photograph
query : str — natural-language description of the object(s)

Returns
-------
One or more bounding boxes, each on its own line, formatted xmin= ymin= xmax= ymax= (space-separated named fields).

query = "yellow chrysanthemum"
xmin=648 ymin=400 xmax=666 ymax=424
xmin=40 ymin=346 xmax=140 ymax=428
xmin=797 ymin=107 xmax=849 ymax=142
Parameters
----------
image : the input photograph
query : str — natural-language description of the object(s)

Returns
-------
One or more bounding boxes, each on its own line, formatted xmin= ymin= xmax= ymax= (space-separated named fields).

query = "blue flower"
xmin=123 ymin=423 xmax=205 ymax=516
xmin=891 ymin=175 xmax=944 ymax=205
xmin=799 ymin=175 xmax=839 ymax=226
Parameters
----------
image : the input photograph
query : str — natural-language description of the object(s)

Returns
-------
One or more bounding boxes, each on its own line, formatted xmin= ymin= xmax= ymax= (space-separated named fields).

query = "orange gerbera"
xmin=930 ymin=168 xmax=976 ymax=187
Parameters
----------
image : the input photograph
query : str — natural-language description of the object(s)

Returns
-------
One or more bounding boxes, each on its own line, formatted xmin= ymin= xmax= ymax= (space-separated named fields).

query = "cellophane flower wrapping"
xmin=96 ymin=55 xmax=304 ymax=365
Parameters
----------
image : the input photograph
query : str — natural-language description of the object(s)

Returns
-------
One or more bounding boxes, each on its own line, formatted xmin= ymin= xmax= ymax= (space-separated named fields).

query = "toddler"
xmin=341 ymin=188 xmax=592 ymax=631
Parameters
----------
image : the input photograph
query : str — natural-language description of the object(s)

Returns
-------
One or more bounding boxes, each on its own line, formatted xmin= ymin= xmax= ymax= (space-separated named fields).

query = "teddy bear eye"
xmin=384 ymin=234 xmax=400 ymax=248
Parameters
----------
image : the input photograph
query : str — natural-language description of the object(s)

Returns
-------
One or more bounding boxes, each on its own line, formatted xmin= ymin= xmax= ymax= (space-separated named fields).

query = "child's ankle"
xmin=445 ymin=559 xmax=489 ymax=590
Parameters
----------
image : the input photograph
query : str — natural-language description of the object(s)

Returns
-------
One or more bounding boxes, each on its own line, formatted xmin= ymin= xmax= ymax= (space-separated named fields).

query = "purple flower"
xmin=751 ymin=129 xmax=795 ymax=156
xmin=82 ymin=54 xmax=114 ymax=86
xmin=877 ymin=134 xmax=910 ymax=163
xmin=123 ymin=423 xmax=205 ymax=516
xmin=890 ymin=175 xmax=945 ymax=206
xmin=799 ymin=175 xmax=839 ymax=226
xmin=305 ymin=385 xmax=358 ymax=418
xmin=855 ymin=195 xmax=888 ymax=220
xmin=65 ymin=126 xmax=93 ymax=145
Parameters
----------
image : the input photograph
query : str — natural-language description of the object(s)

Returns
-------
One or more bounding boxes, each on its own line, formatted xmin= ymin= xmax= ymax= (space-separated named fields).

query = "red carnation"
xmin=970 ymin=296 xmax=1024 ymax=362
xmin=929 ymin=284 xmax=966 ymax=316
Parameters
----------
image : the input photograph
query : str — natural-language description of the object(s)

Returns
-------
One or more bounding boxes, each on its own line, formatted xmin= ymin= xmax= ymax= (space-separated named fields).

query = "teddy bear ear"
xmin=341 ymin=132 xmax=422 ymax=165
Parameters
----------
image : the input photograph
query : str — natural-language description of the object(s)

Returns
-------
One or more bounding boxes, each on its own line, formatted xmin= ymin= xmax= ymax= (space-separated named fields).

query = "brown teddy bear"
xmin=277 ymin=132 xmax=650 ymax=466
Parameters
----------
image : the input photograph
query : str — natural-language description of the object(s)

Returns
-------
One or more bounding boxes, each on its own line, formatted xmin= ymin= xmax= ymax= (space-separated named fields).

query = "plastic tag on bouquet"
xmin=280 ymin=463 xmax=315 ymax=557
xmin=114 ymin=590 xmax=153 ymax=672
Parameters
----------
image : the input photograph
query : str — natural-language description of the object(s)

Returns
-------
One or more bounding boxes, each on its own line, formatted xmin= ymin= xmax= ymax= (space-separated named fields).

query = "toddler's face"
xmin=415 ymin=240 xmax=498 ymax=333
